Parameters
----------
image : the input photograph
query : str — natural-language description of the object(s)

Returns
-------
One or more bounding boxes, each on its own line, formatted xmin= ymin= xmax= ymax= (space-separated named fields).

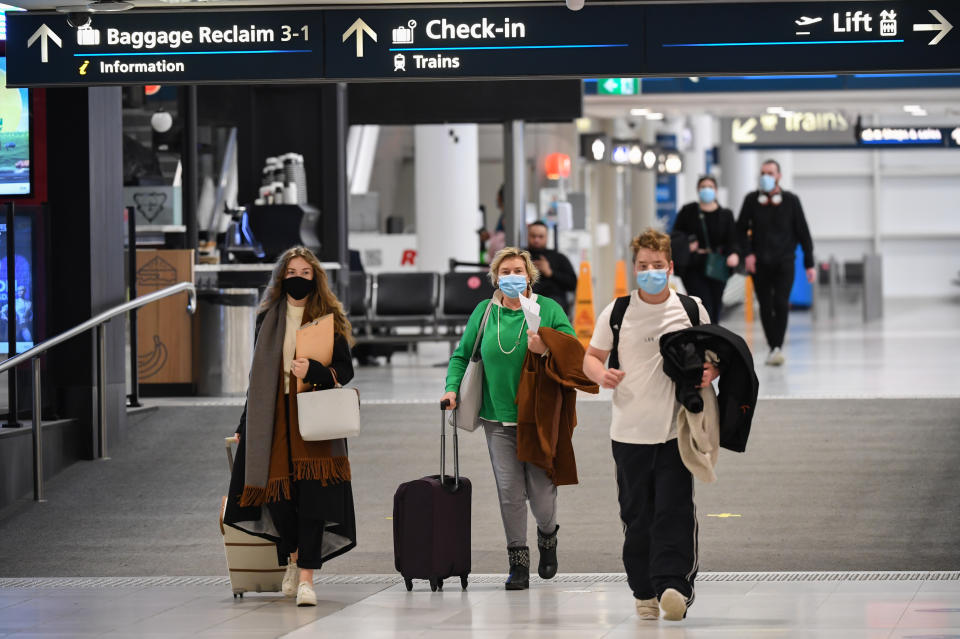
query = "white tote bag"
xmin=297 ymin=387 xmax=361 ymax=441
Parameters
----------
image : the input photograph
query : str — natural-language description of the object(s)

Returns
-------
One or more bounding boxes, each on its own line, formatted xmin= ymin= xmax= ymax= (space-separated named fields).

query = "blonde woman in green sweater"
xmin=441 ymin=247 xmax=576 ymax=591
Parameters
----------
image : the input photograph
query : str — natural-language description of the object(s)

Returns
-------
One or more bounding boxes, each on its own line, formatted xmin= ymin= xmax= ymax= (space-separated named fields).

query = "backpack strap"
xmin=678 ymin=293 xmax=701 ymax=327
xmin=607 ymin=295 xmax=631 ymax=370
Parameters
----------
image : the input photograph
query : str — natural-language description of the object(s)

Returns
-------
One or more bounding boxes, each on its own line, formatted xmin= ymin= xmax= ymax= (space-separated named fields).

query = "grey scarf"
xmin=242 ymin=301 xmax=286 ymax=498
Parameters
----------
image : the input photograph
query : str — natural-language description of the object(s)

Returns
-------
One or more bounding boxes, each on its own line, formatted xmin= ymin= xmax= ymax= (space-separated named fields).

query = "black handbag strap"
xmin=698 ymin=211 xmax=713 ymax=252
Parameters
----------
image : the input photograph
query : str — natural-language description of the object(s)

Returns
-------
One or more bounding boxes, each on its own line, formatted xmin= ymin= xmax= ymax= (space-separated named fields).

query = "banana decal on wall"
xmin=138 ymin=335 xmax=169 ymax=379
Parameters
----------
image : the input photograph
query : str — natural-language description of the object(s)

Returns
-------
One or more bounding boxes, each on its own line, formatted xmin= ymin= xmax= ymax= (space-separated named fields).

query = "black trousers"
xmin=267 ymin=494 xmax=327 ymax=570
xmin=612 ymin=439 xmax=698 ymax=605
xmin=682 ymin=270 xmax=726 ymax=324
xmin=752 ymin=259 xmax=795 ymax=349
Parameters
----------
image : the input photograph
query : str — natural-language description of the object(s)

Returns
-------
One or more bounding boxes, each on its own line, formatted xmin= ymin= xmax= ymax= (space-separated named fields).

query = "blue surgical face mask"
xmin=698 ymin=187 xmax=716 ymax=204
xmin=760 ymin=174 xmax=777 ymax=193
xmin=636 ymin=269 xmax=669 ymax=295
xmin=498 ymin=274 xmax=528 ymax=298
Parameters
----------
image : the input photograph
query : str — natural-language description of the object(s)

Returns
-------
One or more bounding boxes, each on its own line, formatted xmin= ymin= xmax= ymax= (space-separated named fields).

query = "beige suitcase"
xmin=220 ymin=437 xmax=285 ymax=598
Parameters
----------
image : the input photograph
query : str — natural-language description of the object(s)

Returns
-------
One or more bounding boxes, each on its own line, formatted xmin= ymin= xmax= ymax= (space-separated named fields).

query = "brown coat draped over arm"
xmin=515 ymin=327 xmax=599 ymax=486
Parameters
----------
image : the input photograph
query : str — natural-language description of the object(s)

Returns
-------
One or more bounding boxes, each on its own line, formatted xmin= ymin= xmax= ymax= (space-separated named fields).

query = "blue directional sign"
xmin=3 ymin=3 xmax=958 ymax=86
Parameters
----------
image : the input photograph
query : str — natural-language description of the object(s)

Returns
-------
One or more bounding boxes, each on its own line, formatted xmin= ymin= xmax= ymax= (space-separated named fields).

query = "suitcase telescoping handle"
xmin=440 ymin=399 xmax=460 ymax=491
xmin=225 ymin=435 xmax=238 ymax=473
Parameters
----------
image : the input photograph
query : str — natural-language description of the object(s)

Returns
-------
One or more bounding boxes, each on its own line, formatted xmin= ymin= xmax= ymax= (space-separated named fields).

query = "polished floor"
xmin=1 ymin=573 xmax=959 ymax=638
xmin=1 ymin=297 xmax=958 ymax=637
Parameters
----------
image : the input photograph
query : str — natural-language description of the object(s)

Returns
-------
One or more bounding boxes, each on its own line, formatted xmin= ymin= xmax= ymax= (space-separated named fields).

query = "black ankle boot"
xmin=537 ymin=525 xmax=559 ymax=579
xmin=505 ymin=546 xmax=530 ymax=590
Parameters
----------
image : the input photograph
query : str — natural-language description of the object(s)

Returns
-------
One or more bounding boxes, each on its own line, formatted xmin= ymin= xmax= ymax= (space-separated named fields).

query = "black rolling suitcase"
xmin=393 ymin=400 xmax=472 ymax=592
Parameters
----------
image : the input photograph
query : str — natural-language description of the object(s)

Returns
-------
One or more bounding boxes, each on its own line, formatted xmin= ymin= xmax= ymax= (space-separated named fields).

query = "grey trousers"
xmin=482 ymin=420 xmax=558 ymax=549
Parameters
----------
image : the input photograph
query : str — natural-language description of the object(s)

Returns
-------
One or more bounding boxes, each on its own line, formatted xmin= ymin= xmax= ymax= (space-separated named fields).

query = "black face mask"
xmin=282 ymin=276 xmax=314 ymax=301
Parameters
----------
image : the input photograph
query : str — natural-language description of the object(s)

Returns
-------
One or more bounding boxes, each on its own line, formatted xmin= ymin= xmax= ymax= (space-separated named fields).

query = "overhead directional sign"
xmin=597 ymin=78 xmax=638 ymax=96
xmin=7 ymin=10 xmax=323 ymax=85
xmin=5 ymin=3 xmax=959 ymax=87
xmin=727 ymin=111 xmax=855 ymax=147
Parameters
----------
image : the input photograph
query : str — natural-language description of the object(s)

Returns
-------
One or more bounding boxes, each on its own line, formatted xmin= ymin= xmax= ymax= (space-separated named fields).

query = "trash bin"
xmin=195 ymin=288 xmax=259 ymax=396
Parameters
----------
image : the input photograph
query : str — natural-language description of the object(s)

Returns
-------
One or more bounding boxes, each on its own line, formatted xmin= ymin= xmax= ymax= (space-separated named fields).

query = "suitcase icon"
xmin=77 ymin=25 xmax=101 ymax=46
xmin=392 ymin=20 xmax=417 ymax=45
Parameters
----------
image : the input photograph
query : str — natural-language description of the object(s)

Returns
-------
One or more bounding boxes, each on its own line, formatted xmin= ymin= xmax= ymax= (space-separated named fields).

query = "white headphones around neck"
xmin=757 ymin=192 xmax=783 ymax=206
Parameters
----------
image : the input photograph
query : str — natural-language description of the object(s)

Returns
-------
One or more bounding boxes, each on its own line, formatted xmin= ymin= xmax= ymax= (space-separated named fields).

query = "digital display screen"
xmin=0 ymin=57 xmax=31 ymax=196
xmin=0 ymin=215 xmax=35 ymax=354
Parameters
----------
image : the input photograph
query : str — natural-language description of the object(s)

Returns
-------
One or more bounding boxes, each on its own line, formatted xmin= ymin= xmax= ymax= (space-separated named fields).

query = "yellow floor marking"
xmin=707 ymin=513 xmax=742 ymax=518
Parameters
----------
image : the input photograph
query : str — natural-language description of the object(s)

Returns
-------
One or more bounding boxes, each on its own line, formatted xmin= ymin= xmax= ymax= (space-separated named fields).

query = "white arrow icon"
xmin=732 ymin=118 xmax=758 ymax=144
xmin=603 ymin=78 xmax=619 ymax=92
xmin=27 ymin=24 xmax=63 ymax=63
xmin=913 ymin=9 xmax=953 ymax=46
xmin=343 ymin=18 xmax=377 ymax=57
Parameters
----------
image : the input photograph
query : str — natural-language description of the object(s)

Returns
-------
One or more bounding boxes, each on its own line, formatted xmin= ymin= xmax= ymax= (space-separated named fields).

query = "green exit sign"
xmin=598 ymin=78 xmax=638 ymax=95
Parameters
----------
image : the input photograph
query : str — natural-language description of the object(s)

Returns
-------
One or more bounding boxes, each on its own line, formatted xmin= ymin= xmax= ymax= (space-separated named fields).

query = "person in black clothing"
xmin=526 ymin=220 xmax=578 ymax=315
xmin=671 ymin=176 xmax=740 ymax=323
xmin=736 ymin=159 xmax=815 ymax=366
xmin=224 ymin=246 xmax=357 ymax=607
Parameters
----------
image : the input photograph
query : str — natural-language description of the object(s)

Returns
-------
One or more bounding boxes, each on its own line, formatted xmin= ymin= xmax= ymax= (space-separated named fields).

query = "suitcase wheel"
xmin=404 ymin=578 xmax=413 ymax=592
xmin=460 ymin=575 xmax=468 ymax=590
xmin=233 ymin=592 xmax=243 ymax=599
xmin=429 ymin=577 xmax=442 ymax=592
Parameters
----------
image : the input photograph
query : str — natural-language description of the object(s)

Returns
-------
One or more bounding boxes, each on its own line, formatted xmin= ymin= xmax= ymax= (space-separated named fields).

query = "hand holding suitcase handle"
xmin=440 ymin=400 xmax=460 ymax=492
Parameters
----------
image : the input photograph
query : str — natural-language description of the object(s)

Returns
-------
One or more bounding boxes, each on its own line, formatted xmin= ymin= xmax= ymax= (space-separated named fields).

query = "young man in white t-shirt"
xmin=583 ymin=229 xmax=718 ymax=622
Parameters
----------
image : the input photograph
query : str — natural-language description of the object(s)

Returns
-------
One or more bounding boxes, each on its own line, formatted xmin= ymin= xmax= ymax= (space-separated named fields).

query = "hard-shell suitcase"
xmin=393 ymin=400 xmax=471 ymax=592
xmin=219 ymin=436 xmax=285 ymax=598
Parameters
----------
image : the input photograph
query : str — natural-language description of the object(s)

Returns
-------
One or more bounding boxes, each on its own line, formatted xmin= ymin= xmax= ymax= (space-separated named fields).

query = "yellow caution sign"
xmin=573 ymin=261 xmax=596 ymax=349
xmin=613 ymin=259 xmax=629 ymax=299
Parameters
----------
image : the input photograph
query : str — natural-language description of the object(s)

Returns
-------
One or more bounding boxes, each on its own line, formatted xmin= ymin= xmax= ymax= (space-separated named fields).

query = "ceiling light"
xmin=646 ymin=113 xmax=665 ymax=121
xmin=630 ymin=108 xmax=650 ymax=117
xmin=910 ymin=109 xmax=928 ymax=117
xmin=903 ymin=105 xmax=923 ymax=112
xmin=766 ymin=106 xmax=786 ymax=114
xmin=88 ymin=1 xmax=133 ymax=10
xmin=642 ymin=150 xmax=658 ymax=169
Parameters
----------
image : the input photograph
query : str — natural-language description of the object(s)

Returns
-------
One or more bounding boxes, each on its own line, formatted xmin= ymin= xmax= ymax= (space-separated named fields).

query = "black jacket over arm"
xmin=736 ymin=190 xmax=815 ymax=269
xmin=235 ymin=312 xmax=354 ymax=437
xmin=671 ymin=203 xmax=739 ymax=274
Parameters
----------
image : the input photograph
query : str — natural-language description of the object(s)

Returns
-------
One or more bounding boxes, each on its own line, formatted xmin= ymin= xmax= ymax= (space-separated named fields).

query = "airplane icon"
xmin=795 ymin=16 xmax=823 ymax=26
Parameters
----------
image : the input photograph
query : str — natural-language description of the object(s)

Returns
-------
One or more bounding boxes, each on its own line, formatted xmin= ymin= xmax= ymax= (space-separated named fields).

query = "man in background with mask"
xmin=582 ymin=229 xmax=715 ymax=623
xmin=526 ymin=221 xmax=578 ymax=315
xmin=736 ymin=159 xmax=815 ymax=366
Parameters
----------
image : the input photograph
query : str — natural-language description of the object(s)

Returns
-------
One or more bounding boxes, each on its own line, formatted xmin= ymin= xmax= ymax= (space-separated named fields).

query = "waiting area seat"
xmin=349 ymin=270 xmax=494 ymax=347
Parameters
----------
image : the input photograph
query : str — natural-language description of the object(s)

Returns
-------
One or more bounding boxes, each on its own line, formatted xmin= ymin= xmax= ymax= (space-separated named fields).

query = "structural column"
xmin=46 ymin=87 xmax=127 ymax=458
xmin=414 ymin=124 xmax=479 ymax=271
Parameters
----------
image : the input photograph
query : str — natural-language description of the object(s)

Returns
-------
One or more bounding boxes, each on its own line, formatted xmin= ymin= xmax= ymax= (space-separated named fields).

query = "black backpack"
xmin=607 ymin=293 xmax=700 ymax=370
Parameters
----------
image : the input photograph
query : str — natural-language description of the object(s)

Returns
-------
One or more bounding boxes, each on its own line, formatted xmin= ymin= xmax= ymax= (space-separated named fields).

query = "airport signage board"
xmin=858 ymin=126 xmax=960 ymax=147
xmin=5 ymin=3 xmax=959 ymax=86
xmin=6 ymin=10 xmax=324 ymax=86
xmin=724 ymin=112 xmax=857 ymax=147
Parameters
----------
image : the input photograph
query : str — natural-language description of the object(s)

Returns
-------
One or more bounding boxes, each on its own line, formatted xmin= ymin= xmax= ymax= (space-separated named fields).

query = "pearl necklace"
xmin=496 ymin=304 xmax=527 ymax=355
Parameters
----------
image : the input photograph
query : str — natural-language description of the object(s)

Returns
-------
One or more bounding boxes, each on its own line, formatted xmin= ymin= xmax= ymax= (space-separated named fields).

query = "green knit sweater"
xmin=445 ymin=294 xmax=575 ymax=424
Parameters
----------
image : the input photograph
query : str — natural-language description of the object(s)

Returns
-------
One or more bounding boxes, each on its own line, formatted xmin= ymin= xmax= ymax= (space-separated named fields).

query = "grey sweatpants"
xmin=482 ymin=420 xmax=558 ymax=549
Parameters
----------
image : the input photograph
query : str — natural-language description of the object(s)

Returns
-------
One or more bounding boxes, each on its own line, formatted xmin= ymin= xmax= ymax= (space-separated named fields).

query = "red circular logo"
xmin=467 ymin=276 xmax=481 ymax=290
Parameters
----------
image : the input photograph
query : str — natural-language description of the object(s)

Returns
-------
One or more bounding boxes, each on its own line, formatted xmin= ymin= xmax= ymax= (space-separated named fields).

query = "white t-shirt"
xmin=282 ymin=304 xmax=305 ymax=394
xmin=590 ymin=290 xmax=710 ymax=445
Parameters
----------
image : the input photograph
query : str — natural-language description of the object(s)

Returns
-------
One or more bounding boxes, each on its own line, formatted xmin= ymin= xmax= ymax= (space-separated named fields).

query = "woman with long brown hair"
xmin=223 ymin=246 xmax=356 ymax=607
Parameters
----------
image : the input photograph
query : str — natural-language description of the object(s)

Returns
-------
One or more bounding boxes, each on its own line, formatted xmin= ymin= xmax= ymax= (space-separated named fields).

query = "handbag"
xmin=700 ymin=213 xmax=731 ymax=282
xmin=297 ymin=368 xmax=361 ymax=441
xmin=450 ymin=301 xmax=493 ymax=432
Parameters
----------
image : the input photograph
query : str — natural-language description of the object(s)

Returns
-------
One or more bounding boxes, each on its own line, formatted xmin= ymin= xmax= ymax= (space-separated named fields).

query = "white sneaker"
xmin=660 ymin=588 xmax=687 ymax=621
xmin=635 ymin=597 xmax=659 ymax=620
xmin=765 ymin=347 xmax=785 ymax=366
xmin=281 ymin=562 xmax=298 ymax=597
xmin=296 ymin=582 xmax=317 ymax=607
